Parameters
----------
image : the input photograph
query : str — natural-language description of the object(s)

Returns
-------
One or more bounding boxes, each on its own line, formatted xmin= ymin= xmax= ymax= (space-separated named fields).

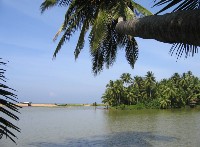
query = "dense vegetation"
xmin=102 ymin=71 xmax=200 ymax=109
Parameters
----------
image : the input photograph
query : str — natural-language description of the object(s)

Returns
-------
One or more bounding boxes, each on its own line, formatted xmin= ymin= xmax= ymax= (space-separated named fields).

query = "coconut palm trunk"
xmin=116 ymin=10 xmax=200 ymax=46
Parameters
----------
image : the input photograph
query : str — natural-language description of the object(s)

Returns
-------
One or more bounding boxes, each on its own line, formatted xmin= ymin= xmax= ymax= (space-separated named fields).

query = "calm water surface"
xmin=1 ymin=106 xmax=200 ymax=147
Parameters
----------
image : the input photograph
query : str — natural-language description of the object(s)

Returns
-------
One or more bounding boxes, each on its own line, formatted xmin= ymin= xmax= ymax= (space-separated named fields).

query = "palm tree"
xmin=0 ymin=59 xmax=21 ymax=144
xmin=102 ymin=89 xmax=115 ymax=106
xmin=40 ymin=0 xmax=152 ymax=74
xmin=170 ymin=72 xmax=181 ymax=86
xmin=133 ymin=76 xmax=145 ymax=103
xmin=145 ymin=71 xmax=156 ymax=99
xmin=116 ymin=0 xmax=200 ymax=58
xmin=41 ymin=1 xmax=200 ymax=74
xmin=126 ymin=86 xmax=136 ymax=105
xmin=102 ymin=80 xmax=116 ymax=106
xmin=116 ymin=9 xmax=200 ymax=46
xmin=113 ymin=80 xmax=125 ymax=105
xmin=120 ymin=73 xmax=132 ymax=87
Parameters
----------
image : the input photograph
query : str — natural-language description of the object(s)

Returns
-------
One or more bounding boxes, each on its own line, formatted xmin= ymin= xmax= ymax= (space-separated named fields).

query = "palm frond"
xmin=89 ymin=9 xmax=111 ymax=52
xmin=41 ymin=0 xmax=58 ymax=13
xmin=53 ymin=11 xmax=83 ymax=58
xmin=154 ymin=0 xmax=200 ymax=14
xmin=41 ymin=0 xmax=72 ymax=13
xmin=41 ymin=0 xmax=153 ymax=74
xmin=53 ymin=0 xmax=96 ymax=58
xmin=125 ymin=37 xmax=138 ymax=68
xmin=0 ymin=125 xmax=18 ymax=144
xmin=130 ymin=1 xmax=153 ymax=16
xmin=169 ymin=43 xmax=198 ymax=59
xmin=0 ymin=59 xmax=21 ymax=144
xmin=103 ymin=21 xmax=118 ymax=68
xmin=154 ymin=0 xmax=200 ymax=59
xmin=91 ymin=45 xmax=105 ymax=75
xmin=74 ymin=19 xmax=90 ymax=59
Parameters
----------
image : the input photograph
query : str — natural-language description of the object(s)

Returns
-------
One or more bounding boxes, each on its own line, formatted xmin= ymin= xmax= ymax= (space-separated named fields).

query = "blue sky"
xmin=1 ymin=0 xmax=200 ymax=104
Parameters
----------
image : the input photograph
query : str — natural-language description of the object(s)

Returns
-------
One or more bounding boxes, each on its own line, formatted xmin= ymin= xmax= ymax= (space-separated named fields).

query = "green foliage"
xmin=102 ymin=71 xmax=200 ymax=109
xmin=40 ymin=0 xmax=152 ymax=75
xmin=145 ymin=99 xmax=160 ymax=109
xmin=133 ymin=103 xmax=145 ymax=110
xmin=0 ymin=59 xmax=21 ymax=144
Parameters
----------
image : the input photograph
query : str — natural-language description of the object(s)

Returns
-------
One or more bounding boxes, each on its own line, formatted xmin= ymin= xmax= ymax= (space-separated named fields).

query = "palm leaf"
xmin=40 ymin=0 xmax=58 ymax=13
xmin=41 ymin=0 xmax=72 ymax=13
xmin=89 ymin=9 xmax=111 ymax=52
xmin=154 ymin=0 xmax=200 ymax=14
xmin=130 ymin=1 xmax=153 ymax=16
xmin=74 ymin=19 xmax=90 ymax=59
xmin=125 ymin=37 xmax=138 ymax=68
xmin=41 ymin=0 xmax=153 ymax=74
xmin=169 ymin=43 xmax=198 ymax=59
xmin=0 ymin=59 xmax=21 ymax=144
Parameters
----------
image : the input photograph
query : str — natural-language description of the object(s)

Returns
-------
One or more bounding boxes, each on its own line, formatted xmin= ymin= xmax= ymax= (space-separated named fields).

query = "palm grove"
xmin=102 ymin=72 xmax=200 ymax=109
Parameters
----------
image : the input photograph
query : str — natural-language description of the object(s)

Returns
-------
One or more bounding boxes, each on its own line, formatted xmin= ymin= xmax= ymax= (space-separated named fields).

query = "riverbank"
xmin=16 ymin=103 xmax=57 ymax=107
xmin=0 ymin=103 xmax=105 ymax=107
xmin=14 ymin=103 xmax=104 ymax=107
xmin=110 ymin=104 xmax=200 ymax=110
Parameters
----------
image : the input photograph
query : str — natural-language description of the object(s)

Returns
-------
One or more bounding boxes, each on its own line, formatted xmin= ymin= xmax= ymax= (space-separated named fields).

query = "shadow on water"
xmin=29 ymin=131 xmax=177 ymax=147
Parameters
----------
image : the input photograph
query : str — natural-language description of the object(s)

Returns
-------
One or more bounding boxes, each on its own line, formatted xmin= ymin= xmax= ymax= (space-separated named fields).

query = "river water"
xmin=1 ymin=106 xmax=200 ymax=147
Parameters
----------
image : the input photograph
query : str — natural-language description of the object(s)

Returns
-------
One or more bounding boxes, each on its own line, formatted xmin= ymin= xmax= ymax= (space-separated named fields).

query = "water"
xmin=1 ymin=106 xmax=200 ymax=147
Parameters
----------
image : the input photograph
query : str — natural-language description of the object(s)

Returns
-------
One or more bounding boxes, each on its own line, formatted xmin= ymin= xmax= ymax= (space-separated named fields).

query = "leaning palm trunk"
xmin=116 ymin=10 xmax=200 ymax=46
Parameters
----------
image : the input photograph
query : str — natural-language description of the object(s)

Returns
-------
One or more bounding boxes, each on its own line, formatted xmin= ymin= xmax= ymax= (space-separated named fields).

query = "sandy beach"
xmin=16 ymin=103 xmax=57 ymax=107
xmin=1 ymin=103 xmax=95 ymax=107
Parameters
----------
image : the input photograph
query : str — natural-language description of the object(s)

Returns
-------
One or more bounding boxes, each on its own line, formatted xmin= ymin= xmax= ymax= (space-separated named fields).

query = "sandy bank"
xmin=1 ymin=103 xmax=96 ymax=107
xmin=16 ymin=103 xmax=57 ymax=107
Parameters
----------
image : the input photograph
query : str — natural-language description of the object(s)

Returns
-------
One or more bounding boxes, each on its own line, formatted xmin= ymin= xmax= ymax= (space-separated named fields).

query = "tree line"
xmin=102 ymin=71 xmax=200 ymax=109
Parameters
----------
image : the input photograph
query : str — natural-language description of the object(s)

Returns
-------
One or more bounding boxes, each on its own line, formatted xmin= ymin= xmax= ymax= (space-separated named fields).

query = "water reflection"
xmin=1 ymin=107 xmax=200 ymax=147
xmin=29 ymin=131 xmax=176 ymax=147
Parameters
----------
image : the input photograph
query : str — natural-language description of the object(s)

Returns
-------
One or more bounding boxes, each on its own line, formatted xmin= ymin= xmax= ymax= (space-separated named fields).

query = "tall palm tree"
xmin=133 ymin=75 xmax=145 ymax=103
xmin=40 ymin=0 xmax=152 ymax=74
xmin=113 ymin=79 xmax=125 ymax=105
xmin=145 ymin=71 xmax=156 ymax=99
xmin=42 ymin=1 xmax=200 ymax=74
xmin=126 ymin=86 xmax=136 ymax=105
xmin=0 ymin=59 xmax=21 ymax=144
xmin=103 ymin=80 xmax=116 ymax=106
xmin=120 ymin=73 xmax=132 ymax=87
xmin=170 ymin=72 xmax=181 ymax=85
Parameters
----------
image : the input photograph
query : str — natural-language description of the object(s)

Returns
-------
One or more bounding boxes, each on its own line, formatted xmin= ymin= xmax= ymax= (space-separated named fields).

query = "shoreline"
xmin=16 ymin=103 xmax=58 ymax=107
xmin=0 ymin=103 xmax=105 ymax=107
xmin=15 ymin=103 xmax=95 ymax=107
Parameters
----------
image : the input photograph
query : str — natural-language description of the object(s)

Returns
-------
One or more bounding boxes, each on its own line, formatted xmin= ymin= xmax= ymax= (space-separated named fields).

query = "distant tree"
xmin=102 ymin=71 xmax=200 ymax=109
xmin=132 ymin=76 xmax=144 ymax=103
xmin=145 ymin=71 xmax=156 ymax=100
xmin=120 ymin=73 xmax=132 ymax=86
